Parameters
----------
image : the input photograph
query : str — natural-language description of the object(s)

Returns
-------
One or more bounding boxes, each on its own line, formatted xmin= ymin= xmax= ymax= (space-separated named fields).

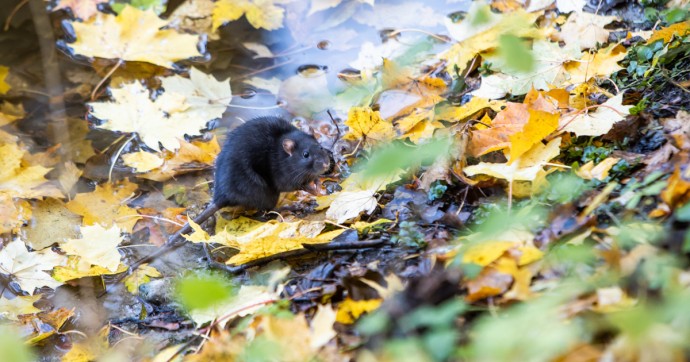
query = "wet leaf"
xmin=65 ymin=180 xmax=141 ymax=233
xmin=60 ymin=224 xmax=123 ymax=272
xmin=0 ymin=295 xmax=42 ymax=321
xmin=0 ymin=239 xmax=66 ymax=294
xmin=67 ymin=6 xmax=203 ymax=68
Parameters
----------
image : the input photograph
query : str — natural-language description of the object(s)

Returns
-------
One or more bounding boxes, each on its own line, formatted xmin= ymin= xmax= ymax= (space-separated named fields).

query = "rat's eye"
xmin=302 ymin=151 xmax=310 ymax=158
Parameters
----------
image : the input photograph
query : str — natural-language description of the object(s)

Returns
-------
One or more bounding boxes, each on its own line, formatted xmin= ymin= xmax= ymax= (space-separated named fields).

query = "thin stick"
xmin=108 ymin=134 xmax=135 ymax=183
xmin=210 ymin=239 xmax=386 ymax=275
xmin=4 ymin=0 xmax=28 ymax=31
xmin=91 ymin=59 xmax=123 ymax=100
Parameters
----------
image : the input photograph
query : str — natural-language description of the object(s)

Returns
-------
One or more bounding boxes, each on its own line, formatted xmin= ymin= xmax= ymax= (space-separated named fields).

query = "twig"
xmin=99 ymin=205 xmax=220 ymax=297
xmin=91 ymin=59 xmax=123 ymax=100
xmin=210 ymin=239 xmax=387 ymax=275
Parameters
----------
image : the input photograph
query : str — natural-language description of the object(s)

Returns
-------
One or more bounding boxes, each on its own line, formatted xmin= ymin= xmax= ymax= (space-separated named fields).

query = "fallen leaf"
xmin=65 ymin=180 xmax=141 ymax=233
xmin=124 ymin=264 xmax=161 ymax=294
xmin=67 ymin=5 xmax=203 ymax=68
xmin=343 ymin=106 xmax=396 ymax=143
xmin=469 ymin=102 xmax=529 ymax=157
xmin=475 ymin=40 xmax=580 ymax=98
xmin=661 ymin=166 xmax=690 ymax=209
xmin=560 ymin=94 xmax=631 ymax=136
xmin=326 ymin=190 xmax=378 ymax=224
xmin=0 ymin=295 xmax=42 ymax=320
xmin=52 ymin=256 xmax=128 ymax=282
xmin=335 ymin=297 xmax=382 ymax=324
xmin=442 ymin=8 xmax=544 ymax=72
xmin=0 ymin=66 xmax=9 ymax=94
xmin=60 ymin=224 xmax=123 ymax=272
xmin=0 ymin=142 xmax=62 ymax=199
xmin=24 ymin=198 xmax=81 ymax=250
xmin=566 ymin=44 xmax=627 ymax=85
xmin=576 ymin=157 xmax=620 ymax=181
xmin=123 ymin=151 xmax=164 ymax=172
xmin=555 ymin=11 xmax=617 ymax=50
xmin=89 ymin=82 xmax=213 ymax=151
xmin=0 ymin=239 xmax=66 ymax=294
xmin=646 ymin=21 xmax=690 ymax=45
xmin=160 ymin=67 xmax=232 ymax=123
xmin=225 ymin=217 xmax=345 ymax=265
xmin=212 ymin=0 xmax=289 ymax=31
xmin=309 ymin=305 xmax=337 ymax=349
xmin=0 ymin=101 xmax=25 ymax=126
xmin=0 ymin=194 xmax=30 ymax=235
xmin=464 ymin=137 xmax=562 ymax=183
xmin=508 ymin=108 xmax=559 ymax=163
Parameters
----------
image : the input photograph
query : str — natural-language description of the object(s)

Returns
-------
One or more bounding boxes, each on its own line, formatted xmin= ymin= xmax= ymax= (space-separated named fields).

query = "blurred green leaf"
xmin=174 ymin=271 xmax=234 ymax=311
xmin=0 ymin=326 xmax=34 ymax=362
xmin=498 ymin=34 xmax=535 ymax=72
xmin=360 ymin=138 xmax=451 ymax=180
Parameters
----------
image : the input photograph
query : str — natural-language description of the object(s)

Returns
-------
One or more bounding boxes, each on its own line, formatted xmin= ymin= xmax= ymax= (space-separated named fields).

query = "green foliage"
xmin=498 ymin=34 xmax=535 ymax=72
xmin=112 ymin=0 xmax=167 ymax=14
xmin=0 ymin=326 xmax=34 ymax=362
xmin=173 ymin=271 xmax=234 ymax=311
xmin=359 ymin=138 xmax=451 ymax=180
xmin=629 ymin=98 xmax=649 ymax=115
xmin=392 ymin=221 xmax=426 ymax=247
xmin=239 ymin=336 xmax=283 ymax=362
xmin=466 ymin=291 xmax=583 ymax=362
xmin=427 ymin=181 xmax=447 ymax=201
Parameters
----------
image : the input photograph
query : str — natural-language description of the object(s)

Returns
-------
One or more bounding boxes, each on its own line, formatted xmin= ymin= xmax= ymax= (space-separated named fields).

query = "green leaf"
xmin=498 ymin=34 xmax=535 ymax=72
xmin=174 ymin=272 xmax=234 ymax=311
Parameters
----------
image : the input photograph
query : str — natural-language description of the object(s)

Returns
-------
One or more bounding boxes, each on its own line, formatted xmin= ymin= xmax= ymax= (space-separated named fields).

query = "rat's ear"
xmin=282 ymin=138 xmax=295 ymax=156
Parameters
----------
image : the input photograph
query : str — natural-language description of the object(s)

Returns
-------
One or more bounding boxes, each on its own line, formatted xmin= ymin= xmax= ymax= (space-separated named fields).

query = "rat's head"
xmin=280 ymin=132 xmax=331 ymax=178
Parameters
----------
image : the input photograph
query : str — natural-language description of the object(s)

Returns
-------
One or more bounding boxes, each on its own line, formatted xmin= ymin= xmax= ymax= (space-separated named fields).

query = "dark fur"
xmin=213 ymin=116 xmax=330 ymax=210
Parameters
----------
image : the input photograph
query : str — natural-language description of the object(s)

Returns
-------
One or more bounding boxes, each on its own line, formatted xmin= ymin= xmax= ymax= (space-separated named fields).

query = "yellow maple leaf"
xmin=0 ymin=66 xmax=10 ymax=94
xmin=335 ymin=297 xmax=382 ymax=324
xmin=554 ymin=11 xmax=617 ymax=50
xmin=435 ymin=96 xmax=505 ymax=123
xmin=395 ymin=108 xmax=445 ymax=143
xmin=0 ymin=194 xmax=30 ymax=235
xmin=60 ymin=224 xmax=123 ymax=272
xmin=0 ymin=239 xmax=66 ymax=294
xmin=182 ymin=219 xmax=240 ymax=248
xmin=67 ymin=6 xmax=203 ymax=68
xmin=89 ymin=82 xmax=212 ymax=151
xmin=566 ymin=44 xmax=627 ymax=85
xmin=52 ymin=256 xmax=127 ymax=282
xmin=441 ymin=9 xmax=543 ymax=72
xmin=508 ymin=109 xmax=559 ymax=163
xmin=124 ymin=264 xmax=161 ymax=294
xmin=219 ymin=217 xmax=345 ymax=265
xmin=646 ymin=21 xmax=690 ymax=45
xmin=0 ymin=142 xmax=62 ymax=199
xmin=23 ymin=198 xmax=81 ymax=251
xmin=139 ymin=137 xmax=220 ymax=181
xmin=464 ymin=137 xmax=562 ymax=182
xmin=560 ymin=94 xmax=631 ymax=136
xmin=122 ymin=151 xmax=164 ymax=172
xmin=0 ymin=295 xmax=42 ymax=321
xmin=344 ymin=106 xmax=396 ymax=143
xmin=65 ymin=180 xmax=140 ymax=233
xmin=212 ymin=0 xmax=289 ymax=31
xmin=468 ymin=102 xmax=529 ymax=157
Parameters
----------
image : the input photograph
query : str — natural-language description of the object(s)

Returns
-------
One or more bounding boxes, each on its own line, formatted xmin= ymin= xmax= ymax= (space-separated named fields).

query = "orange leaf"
xmin=469 ymin=102 xmax=529 ymax=156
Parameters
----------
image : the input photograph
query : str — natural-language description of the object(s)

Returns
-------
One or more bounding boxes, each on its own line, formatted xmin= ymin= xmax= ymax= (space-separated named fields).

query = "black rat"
xmin=127 ymin=116 xmax=331 ymax=272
